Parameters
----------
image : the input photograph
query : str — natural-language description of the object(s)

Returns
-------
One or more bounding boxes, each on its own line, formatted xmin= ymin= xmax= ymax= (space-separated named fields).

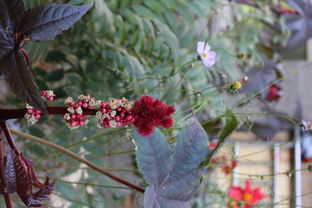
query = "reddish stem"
xmin=4 ymin=194 xmax=13 ymax=208
xmin=0 ymin=107 xmax=98 ymax=120
xmin=0 ymin=129 xmax=14 ymax=208
xmin=0 ymin=122 xmax=20 ymax=156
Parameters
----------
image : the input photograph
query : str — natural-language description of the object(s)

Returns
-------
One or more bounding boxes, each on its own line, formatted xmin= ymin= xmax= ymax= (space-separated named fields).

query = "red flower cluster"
xmin=24 ymin=104 xmax=42 ymax=125
xmin=96 ymin=98 xmax=135 ymax=128
xmin=24 ymin=91 xmax=55 ymax=124
xmin=131 ymin=95 xmax=175 ymax=136
xmin=210 ymin=155 xmax=237 ymax=175
xmin=62 ymin=95 xmax=97 ymax=128
xmin=228 ymin=180 xmax=266 ymax=208
xmin=265 ymin=84 xmax=282 ymax=101
xmin=25 ymin=92 xmax=176 ymax=137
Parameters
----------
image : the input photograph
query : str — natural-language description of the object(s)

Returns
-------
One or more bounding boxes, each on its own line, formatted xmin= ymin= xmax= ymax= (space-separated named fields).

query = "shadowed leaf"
xmin=0 ymin=26 xmax=14 ymax=60
xmin=17 ymin=3 xmax=92 ymax=42
xmin=5 ymin=152 xmax=17 ymax=193
xmin=1 ymin=50 xmax=46 ymax=112
xmin=133 ymin=128 xmax=171 ymax=188
xmin=134 ymin=117 xmax=209 ymax=208
xmin=4 ymin=0 xmax=25 ymax=26
xmin=164 ymin=118 xmax=209 ymax=186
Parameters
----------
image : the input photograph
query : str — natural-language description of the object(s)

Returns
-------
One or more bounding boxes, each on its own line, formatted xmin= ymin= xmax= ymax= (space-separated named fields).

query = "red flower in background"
xmin=228 ymin=180 xmax=266 ymax=208
xmin=210 ymin=155 xmax=237 ymax=175
xmin=265 ymin=84 xmax=282 ymax=101
xmin=131 ymin=95 xmax=175 ymax=136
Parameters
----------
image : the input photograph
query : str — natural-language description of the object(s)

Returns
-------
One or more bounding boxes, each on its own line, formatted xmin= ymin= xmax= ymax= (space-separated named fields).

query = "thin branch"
xmin=0 ymin=122 xmax=20 ymax=156
xmin=0 ymin=128 xmax=14 ymax=208
xmin=9 ymin=128 xmax=145 ymax=193
xmin=0 ymin=107 xmax=98 ymax=120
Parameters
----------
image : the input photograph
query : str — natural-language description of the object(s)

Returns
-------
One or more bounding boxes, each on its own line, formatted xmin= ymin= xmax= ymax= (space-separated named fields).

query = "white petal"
xmin=203 ymin=43 xmax=211 ymax=53
xmin=203 ymin=58 xmax=216 ymax=68
xmin=197 ymin=41 xmax=206 ymax=54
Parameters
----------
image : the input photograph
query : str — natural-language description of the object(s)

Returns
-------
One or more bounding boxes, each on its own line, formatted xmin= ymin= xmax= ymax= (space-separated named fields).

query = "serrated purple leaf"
xmin=160 ymin=169 xmax=203 ymax=201
xmin=133 ymin=128 xmax=171 ymax=188
xmin=144 ymin=186 xmax=160 ymax=208
xmin=135 ymin=118 xmax=209 ymax=208
xmin=19 ymin=179 xmax=54 ymax=207
xmin=144 ymin=185 xmax=190 ymax=208
xmin=157 ymin=195 xmax=190 ymax=208
xmin=1 ymin=50 xmax=46 ymax=112
xmin=164 ymin=118 xmax=209 ymax=185
xmin=17 ymin=3 xmax=92 ymax=42
xmin=5 ymin=151 xmax=17 ymax=193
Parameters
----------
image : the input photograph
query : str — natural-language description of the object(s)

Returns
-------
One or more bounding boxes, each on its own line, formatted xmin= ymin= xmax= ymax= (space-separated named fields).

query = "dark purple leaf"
xmin=5 ymin=152 xmax=17 ymax=193
xmin=4 ymin=0 xmax=25 ymax=26
xmin=0 ymin=0 xmax=13 ymax=31
xmin=1 ymin=50 xmax=46 ymax=112
xmin=17 ymin=3 xmax=92 ymax=42
xmin=134 ymin=118 xmax=210 ymax=208
xmin=133 ymin=128 xmax=171 ymax=188
xmin=19 ymin=178 xmax=54 ymax=207
xmin=0 ymin=26 xmax=14 ymax=61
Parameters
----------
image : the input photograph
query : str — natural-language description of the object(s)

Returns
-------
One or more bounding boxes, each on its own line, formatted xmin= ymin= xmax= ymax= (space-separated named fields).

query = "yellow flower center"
xmin=202 ymin=52 xmax=208 ymax=58
xmin=233 ymin=81 xmax=242 ymax=89
xmin=243 ymin=193 xmax=252 ymax=202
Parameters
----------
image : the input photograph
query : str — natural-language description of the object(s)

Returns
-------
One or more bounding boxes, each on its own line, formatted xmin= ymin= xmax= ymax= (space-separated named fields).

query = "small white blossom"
xmin=65 ymin=97 xmax=73 ymax=104
xmin=64 ymin=113 xmax=71 ymax=120
xmin=75 ymin=106 xmax=83 ymax=115
xmin=111 ymin=110 xmax=116 ymax=117
xmin=67 ymin=107 xmax=75 ymax=114
xmin=109 ymin=120 xmax=117 ymax=128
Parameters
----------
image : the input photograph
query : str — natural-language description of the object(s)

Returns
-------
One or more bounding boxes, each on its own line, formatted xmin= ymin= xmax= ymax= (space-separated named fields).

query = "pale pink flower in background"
xmin=197 ymin=41 xmax=216 ymax=68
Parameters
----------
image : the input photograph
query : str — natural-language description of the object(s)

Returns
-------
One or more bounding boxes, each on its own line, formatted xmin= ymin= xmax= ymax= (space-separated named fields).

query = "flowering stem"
xmin=0 ymin=107 xmax=98 ymax=120
xmin=9 ymin=128 xmax=145 ymax=193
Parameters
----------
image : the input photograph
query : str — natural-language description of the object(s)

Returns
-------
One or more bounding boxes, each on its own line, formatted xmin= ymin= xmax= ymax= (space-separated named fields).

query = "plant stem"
xmin=9 ymin=128 xmax=145 ymax=193
xmin=0 ymin=107 xmax=98 ymax=120
xmin=0 ymin=122 xmax=20 ymax=156
xmin=4 ymin=194 xmax=13 ymax=208
xmin=0 ymin=128 xmax=14 ymax=208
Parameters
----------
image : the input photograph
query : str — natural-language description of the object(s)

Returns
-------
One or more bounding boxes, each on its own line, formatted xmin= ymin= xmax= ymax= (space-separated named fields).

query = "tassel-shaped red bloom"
xmin=131 ymin=95 xmax=175 ymax=137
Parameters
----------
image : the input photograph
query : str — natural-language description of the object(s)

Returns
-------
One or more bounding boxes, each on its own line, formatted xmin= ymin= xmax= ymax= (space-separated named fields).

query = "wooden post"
xmin=124 ymin=194 xmax=134 ymax=208
xmin=307 ymin=38 xmax=312 ymax=62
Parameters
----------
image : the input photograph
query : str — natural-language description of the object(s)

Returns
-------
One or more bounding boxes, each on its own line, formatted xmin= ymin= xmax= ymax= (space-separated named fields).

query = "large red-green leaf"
xmin=17 ymin=3 xmax=92 ymax=42
xmin=1 ymin=50 xmax=46 ymax=112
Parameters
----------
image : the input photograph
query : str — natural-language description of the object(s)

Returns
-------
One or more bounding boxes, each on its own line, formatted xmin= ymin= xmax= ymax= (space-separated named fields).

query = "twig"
xmin=0 ymin=107 xmax=98 ymax=120
xmin=9 ymin=128 xmax=145 ymax=193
